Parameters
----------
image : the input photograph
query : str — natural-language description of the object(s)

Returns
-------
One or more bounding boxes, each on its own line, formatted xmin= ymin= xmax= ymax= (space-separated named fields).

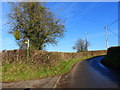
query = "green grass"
xmin=2 ymin=55 xmax=101 ymax=82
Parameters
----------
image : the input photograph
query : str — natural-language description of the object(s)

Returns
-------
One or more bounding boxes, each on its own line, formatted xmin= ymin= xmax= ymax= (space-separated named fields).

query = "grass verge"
xmin=2 ymin=55 xmax=104 ymax=82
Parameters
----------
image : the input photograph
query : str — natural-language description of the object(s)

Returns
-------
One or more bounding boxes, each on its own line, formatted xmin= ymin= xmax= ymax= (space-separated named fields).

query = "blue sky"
xmin=1 ymin=2 xmax=118 ymax=52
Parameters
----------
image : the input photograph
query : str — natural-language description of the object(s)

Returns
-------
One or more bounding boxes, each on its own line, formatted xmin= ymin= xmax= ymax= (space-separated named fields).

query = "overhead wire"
xmin=107 ymin=28 xmax=118 ymax=36
xmin=106 ymin=18 xmax=120 ymax=37
xmin=104 ymin=18 xmax=119 ymax=47
xmin=107 ymin=18 xmax=120 ymax=27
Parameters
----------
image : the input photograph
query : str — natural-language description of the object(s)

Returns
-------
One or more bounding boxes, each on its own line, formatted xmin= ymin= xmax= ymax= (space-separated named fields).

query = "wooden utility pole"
xmin=104 ymin=26 xmax=109 ymax=49
xmin=85 ymin=32 xmax=88 ymax=51
xmin=118 ymin=1 xmax=120 ymax=46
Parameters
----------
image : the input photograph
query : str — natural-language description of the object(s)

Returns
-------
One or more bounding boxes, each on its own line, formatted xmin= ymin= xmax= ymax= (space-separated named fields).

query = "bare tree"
xmin=73 ymin=38 xmax=89 ymax=52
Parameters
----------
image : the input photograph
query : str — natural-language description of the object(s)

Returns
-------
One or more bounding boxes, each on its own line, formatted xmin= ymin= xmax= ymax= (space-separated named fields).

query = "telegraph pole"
xmin=104 ymin=26 xmax=109 ymax=49
xmin=85 ymin=32 xmax=88 ymax=51
xmin=118 ymin=1 xmax=120 ymax=84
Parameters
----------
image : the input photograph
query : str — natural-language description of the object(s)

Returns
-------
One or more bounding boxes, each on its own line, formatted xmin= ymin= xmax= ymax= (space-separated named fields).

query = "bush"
xmin=101 ymin=46 xmax=120 ymax=70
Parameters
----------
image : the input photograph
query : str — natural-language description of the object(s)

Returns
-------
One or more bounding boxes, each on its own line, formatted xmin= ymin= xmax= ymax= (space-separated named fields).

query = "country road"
xmin=59 ymin=56 xmax=120 ymax=88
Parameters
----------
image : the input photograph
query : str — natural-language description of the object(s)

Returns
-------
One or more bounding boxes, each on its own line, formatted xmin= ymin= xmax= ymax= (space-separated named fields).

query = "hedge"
xmin=2 ymin=49 xmax=106 ymax=66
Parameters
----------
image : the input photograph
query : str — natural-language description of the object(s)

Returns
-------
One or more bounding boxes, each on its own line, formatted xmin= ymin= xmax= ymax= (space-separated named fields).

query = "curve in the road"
xmin=60 ymin=55 xmax=120 ymax=88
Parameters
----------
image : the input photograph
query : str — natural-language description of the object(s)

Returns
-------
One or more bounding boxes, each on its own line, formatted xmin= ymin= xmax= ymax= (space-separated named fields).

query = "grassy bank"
xmin=2 ymin=55 xmax=96 ymax=82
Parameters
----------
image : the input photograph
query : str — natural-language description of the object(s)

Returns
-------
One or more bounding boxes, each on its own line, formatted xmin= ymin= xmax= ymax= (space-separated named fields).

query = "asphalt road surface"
xmin=59 ymin=56 xmax=120 ymax=88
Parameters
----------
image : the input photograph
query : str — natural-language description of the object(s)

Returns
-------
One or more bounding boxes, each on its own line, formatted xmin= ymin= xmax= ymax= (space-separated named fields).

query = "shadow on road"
xmin=86 ymin=55 xmax=120 ymax=86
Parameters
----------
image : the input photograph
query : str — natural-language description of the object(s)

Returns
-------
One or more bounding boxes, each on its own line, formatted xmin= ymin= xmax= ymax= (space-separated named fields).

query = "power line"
xmin=107 ymin=28 xmax=118 ymax=36
xmin=107 ymin=18 xmax=120 ymax=27
xmin=104 ymin=18 xmax=119 ymax=48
